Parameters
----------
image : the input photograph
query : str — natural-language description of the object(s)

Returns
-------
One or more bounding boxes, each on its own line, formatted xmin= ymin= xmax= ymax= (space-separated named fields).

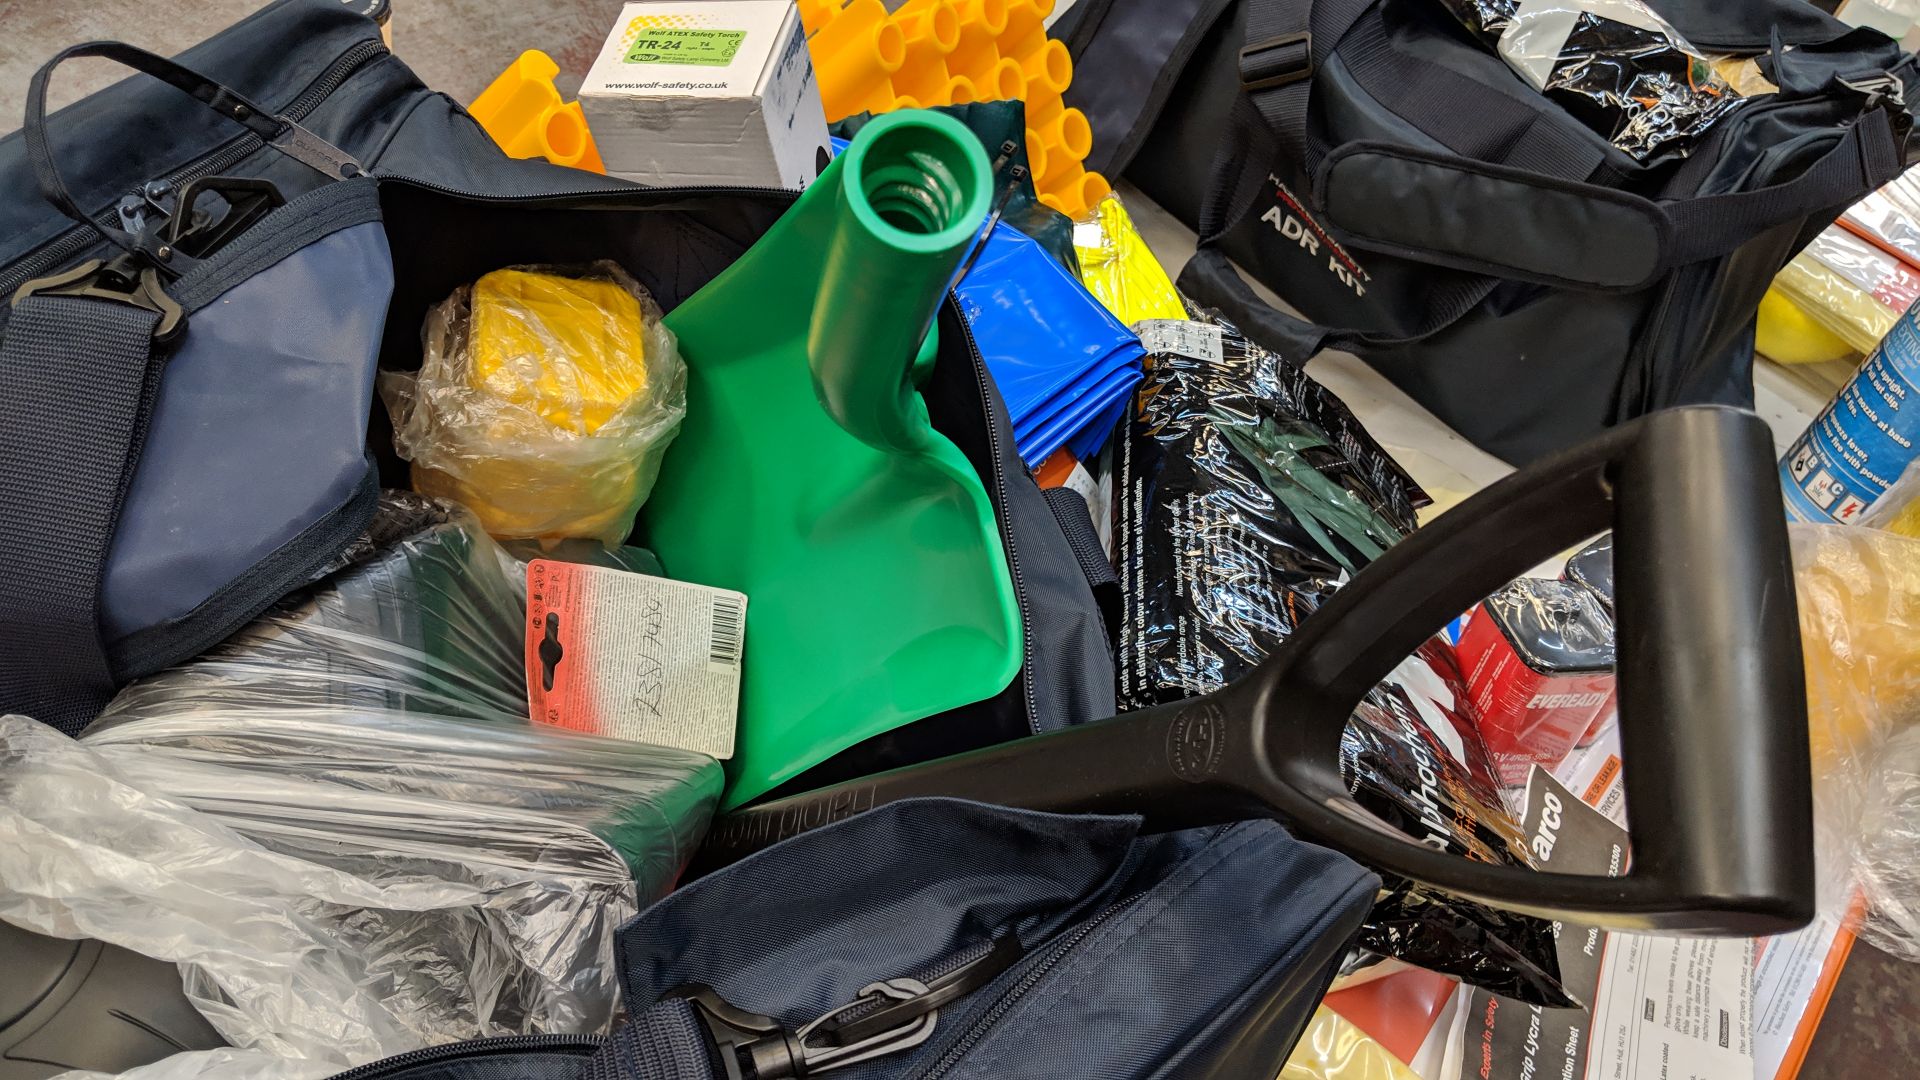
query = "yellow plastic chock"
xmin=946 ymin=0 xmax=1011 ymax=76
xmin=889 ymin=0 xmax=961 ymax=107
xmin=800 ymin=0 xmax=1108 ymax=216
xmin=1032 ymin=106 xmax=1089 ymax=181
xmin=987 ymin=57 xmax=1027 ymax=103
xmin=997 ymin=0 xmax=1051 ymax=75
xmin=814 ymin=0 xmax=907 ymax=121
xmin=1037 ymin=168 xmax=1110 ymax=220
xmin=468 ymin=51 xmax=605 ymax=174
xmin=799 ymin=0 xmax=845 ymax=36
xmin=1024 ymin=129 xmax=1049 ymax=184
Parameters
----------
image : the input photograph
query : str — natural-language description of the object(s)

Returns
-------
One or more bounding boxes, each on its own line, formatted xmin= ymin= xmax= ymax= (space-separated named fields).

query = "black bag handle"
xmin=1243 ymin=0 xmax=1906 ymax=285
xmin=1315 ymin=108 xmax=1906 ymax=288
xmin=690 ymin=406 xmax=1813 ymax=937
xmin=23 ymin=40 xmax=360 ymax=259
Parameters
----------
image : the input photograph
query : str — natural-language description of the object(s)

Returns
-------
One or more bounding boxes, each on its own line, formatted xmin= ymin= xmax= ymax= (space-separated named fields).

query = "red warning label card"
xmin=526 ymin=558 xmax=743 ymax=759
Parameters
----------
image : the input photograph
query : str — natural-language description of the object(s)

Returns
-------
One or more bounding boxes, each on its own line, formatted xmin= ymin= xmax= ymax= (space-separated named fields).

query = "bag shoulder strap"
xmin=1187 ymin=0 xmax=1497 ymax=360
xmin=586 ymin=999 xmax=716 ymax=1080
xmin=0 ymin=295 xmax=162 ymax=733
xmin=0 ymin=42 xmax=359 ymax=734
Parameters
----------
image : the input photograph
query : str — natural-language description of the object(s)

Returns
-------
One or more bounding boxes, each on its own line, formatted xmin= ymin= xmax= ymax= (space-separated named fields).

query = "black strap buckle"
xmin=11 ymin=257 xmax=186 ymax=343
xmin=668 ymin=980 xmax=939 ymax=1080
xmin=1240 ymin=32 xmax=1312 ymax=92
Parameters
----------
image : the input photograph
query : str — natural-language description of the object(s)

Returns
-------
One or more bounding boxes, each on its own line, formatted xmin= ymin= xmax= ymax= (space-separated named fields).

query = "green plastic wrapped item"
xmin=647 ymin=109 xmax=1018 ymax=807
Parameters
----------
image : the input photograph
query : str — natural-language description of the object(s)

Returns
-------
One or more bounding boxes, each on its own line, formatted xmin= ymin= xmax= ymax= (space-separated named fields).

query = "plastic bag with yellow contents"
xmin=1794 ymin=524 xmax=1920 ymax=943
xmin=381 ymin=262 xmax=687 ymax=544
xmin=1278 ymin=1007 xmax=1421 ymax=1080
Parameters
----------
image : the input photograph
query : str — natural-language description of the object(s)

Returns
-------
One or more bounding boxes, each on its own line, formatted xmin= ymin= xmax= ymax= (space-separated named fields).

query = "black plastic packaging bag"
xmin=1115 ymin=313 xmax=1422 ymax=708
xmin=1114 ymin=315 xmax=1573 ymax=1005
xmin=1436 ymin=0 xmax=1744 ymax=161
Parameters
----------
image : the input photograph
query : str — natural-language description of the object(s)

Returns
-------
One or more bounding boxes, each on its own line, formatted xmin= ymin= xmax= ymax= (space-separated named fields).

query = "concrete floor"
xmin=0 ymin=2 xmax=1914 ymax=1078
xmin=0 ymin=0 xmax=620 ymax=119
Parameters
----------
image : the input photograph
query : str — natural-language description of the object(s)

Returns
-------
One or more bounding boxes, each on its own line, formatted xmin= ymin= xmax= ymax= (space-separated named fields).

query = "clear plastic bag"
xmin=1773 ymin=230 xmax=1914 ymax=355
xmin=1843 ymin=171 xmax=1920 ymax=269
xmin=1862 ymin=456 xmax=1920 ymax=539
xmin=1279 ymin=1007 xmax=1422 ymax=1080
xmin=1793 ymin=523 xmax=1920 ymax=943
xmin=381 ymin=262 xmax=687 ymax=545
xmin=0 ymin=497 xmax=724 ymax=1080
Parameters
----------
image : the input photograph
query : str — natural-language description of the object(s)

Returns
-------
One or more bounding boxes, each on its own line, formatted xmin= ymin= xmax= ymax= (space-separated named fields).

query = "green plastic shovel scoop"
xmin=648 ymin=110 xmax=1021 ymax=808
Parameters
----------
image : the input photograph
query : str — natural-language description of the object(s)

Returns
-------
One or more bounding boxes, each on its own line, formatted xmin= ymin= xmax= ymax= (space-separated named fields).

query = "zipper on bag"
xmin=0 ymin=36 xmax=389 ymax=305
xmin=917 ymin=892 xmax=1148 ymax=1080
xmin=324 ymin=1033 xmax=604 ymax=1080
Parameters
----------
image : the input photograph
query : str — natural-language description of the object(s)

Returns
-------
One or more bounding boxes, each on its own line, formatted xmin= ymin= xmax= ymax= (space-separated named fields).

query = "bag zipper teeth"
xmin=0 ymin=37 xmax=389 ymax=303
xmin=324 ymin=1033 xmax=605 ymax=1080
xmin=947 ymin=302 xmax=1040 ymax=734
xmin=918 ymin=894 xmax=1145 ymax=1080
xmin=383 ymin=174 xmax=796 ymax=204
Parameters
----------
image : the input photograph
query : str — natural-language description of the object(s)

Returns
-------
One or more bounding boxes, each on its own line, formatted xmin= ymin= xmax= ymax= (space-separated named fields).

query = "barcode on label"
xmin=709 ymin=595 xmax=745 ymax=667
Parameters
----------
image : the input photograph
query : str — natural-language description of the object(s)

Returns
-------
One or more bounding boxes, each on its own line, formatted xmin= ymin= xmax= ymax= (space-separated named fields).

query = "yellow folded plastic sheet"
xmin=1771 ymin=230 xmax=1910 ymax=356
xmin=1072 ymin=193 xmax=1187 ymax=326
xmin=469 ymin=268 xmax=650 ymax=434
xmin=1279 ymin=1007 xmax=1423 ymax=1080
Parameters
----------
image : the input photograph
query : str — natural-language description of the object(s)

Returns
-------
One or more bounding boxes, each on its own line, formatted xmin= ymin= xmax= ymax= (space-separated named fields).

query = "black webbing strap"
xmin=25 ymin=42 xmax=283 ymax=258
xmin=1043 ymin=486 xmax=1121 ymax=644
xmin=1332 ymin=15 xmax=1605 ymax=181
xmin=585 ymin=998 xmax=717 ymax=1080
xmin=1236 ymin=0 xmax=1366 ymax=178
xmin=1662 ymin=108 xmax=1905 ymax=266
xmin=24 ymin=41 xmax=359 ymax=262
xmin=0 ymin=294 xmax=162 ymax=734
xmin=1186 ymin=0 xmax=1499 ymax=362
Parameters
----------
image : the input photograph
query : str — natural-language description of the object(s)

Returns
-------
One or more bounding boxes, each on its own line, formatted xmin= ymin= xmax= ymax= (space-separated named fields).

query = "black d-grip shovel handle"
xmin=693 ymin=406 xmax=1813 ymax=936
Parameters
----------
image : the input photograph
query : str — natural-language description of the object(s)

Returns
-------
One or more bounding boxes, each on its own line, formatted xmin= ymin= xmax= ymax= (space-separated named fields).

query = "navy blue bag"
xmin=0 ymin=0 xmax=1115 ymax=746
xmin=332 ymin=799 xmax=1378 ymax=1080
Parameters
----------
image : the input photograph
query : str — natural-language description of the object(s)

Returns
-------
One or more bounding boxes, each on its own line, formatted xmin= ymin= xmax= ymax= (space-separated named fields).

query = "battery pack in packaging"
xmin=1458 ymin=578 xmax=1617 ymax=783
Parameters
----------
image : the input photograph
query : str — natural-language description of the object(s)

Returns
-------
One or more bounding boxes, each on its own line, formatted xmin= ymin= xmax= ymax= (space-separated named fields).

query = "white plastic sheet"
xmin=0 ymin=497 xmax=722 ymax=1079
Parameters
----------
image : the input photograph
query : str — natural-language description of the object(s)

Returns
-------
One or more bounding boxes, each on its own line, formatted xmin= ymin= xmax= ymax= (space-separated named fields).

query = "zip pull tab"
xmin=268 ymin=115 xmax=363 ymax=180
xmin=794 ymin=978 xmax=938 ymax=1074
xmin=667 ymin=981 xmax=935 ymax=1080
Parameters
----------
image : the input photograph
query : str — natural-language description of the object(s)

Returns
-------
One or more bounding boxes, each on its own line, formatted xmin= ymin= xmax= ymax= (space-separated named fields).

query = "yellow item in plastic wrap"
xmin=380 ymin=262 xmax=687 ymax=545
xmin=1278 ymin=1007 xmax=1422 ymax=1080
xmin=469 ymin=269 xmax=650 ymax=435
xmin=1794 ymin=523 xmax=1920 ymax=770
xmin=1771 ymin=229 xmax=1911 ymax=355
xmin=1072 ymin=194 xmax=1187 ymax=325
xmin=1792 ymin=524 xmax=1920 ymax=953
xmin=1755 ymin=286 xmax=1854 ymax=366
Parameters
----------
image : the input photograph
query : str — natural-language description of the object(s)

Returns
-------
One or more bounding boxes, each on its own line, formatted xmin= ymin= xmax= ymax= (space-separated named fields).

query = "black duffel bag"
xmin=1059 ymin=0 xmax=1920 ymax=462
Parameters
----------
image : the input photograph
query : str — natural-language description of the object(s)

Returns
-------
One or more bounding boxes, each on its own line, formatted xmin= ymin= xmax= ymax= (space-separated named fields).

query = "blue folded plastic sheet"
xmin=1064 ymin=393 xmax=1132 ymax=463
xmin=818 ymin=137 xmax=1134 ymax=466
xmin=956 ymin=222 xmax=1144 ymax=467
